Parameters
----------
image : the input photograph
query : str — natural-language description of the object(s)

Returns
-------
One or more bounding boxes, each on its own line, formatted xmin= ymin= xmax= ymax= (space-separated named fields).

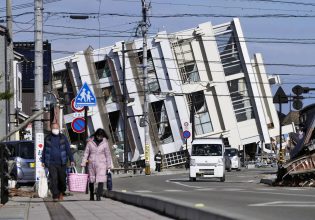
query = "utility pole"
xmin=6 ymin=0 xmax=14 ymax=140
xmin=122 ymin=42 xmax=129 ymax=173
xmin=34 ymin=0 xmax=44 ymax=184
xmin=141 ymin=0 xmax=151 ymax=175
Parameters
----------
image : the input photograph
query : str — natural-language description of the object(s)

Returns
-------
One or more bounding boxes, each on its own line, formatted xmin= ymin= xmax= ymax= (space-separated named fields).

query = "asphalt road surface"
xmin=112 ymin=169 xmax=315 ymax=220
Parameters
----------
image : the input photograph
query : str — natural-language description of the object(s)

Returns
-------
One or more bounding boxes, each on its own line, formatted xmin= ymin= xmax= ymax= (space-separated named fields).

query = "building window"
xmin=108 ymin=111 xmax=123 ymax=143
xmin=172 ymin=39 xmax=200 ymax=84
xmin=151 ymin=101 xmax=174 ymax=144
xmin=187 ymin=91 xmax=213 ymax=135
xmin=102 ymin=86 xmax=116 ymax=104
xmin=215 ymin=30 xmax=244 ymax=76
xmin=227 ymin=78 xmax=254 ymax=122
xmin=95 ymin=59 xmax=111 ymax=79
xmin=138 ymin=50 xmax=160 ymax=93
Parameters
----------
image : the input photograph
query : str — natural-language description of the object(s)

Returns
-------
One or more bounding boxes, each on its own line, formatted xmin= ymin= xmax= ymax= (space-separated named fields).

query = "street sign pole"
xmin=84 ymin=106 xmax=88 ymax=194
xmin=279 ymin=96 xmax=282 ymax=157
xmin=273 ymin=86 xmax=288 ymax=164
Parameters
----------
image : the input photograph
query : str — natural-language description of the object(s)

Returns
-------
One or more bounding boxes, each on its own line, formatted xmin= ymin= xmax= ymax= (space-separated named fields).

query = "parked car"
xmin=225 ymin=148 xmax=241 ymax=171
xmin=2 ymin=141 xmax=35 ymax=185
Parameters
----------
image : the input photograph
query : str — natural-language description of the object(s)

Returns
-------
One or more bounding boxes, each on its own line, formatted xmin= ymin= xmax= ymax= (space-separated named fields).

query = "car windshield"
xmin=225 ymin=148 xmax=238 ymax=157
xmin=192 ymin=144 xmax=222 ymax=156
xmin=18 ymin=142 xmax=34 ymax=159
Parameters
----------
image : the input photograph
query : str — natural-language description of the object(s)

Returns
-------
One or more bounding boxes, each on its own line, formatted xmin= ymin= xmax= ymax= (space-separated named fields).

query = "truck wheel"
xmin=220 ymin=175 xmax=225 ymax=182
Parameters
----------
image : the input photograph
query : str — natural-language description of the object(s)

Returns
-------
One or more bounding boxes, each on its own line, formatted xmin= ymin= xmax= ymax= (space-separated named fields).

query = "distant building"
xmin=13 ymin=41 xmax=53 ymax=136
xmin=52 ymin=18 xmax=294 ymax=168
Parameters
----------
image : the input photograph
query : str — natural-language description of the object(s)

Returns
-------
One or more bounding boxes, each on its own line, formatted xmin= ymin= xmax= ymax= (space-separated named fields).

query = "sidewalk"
xmin=0 ymin=192 xmax=172 ymax=220
xmin=0 ymin=168 xmax=188 ymax=219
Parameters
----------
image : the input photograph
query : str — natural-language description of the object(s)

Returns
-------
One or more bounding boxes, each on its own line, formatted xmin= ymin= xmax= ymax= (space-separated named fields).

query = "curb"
xmin=104 ymin=190 xmax=240 ymax=220
xmin=260 ymin=178 xmax=276 ymax=186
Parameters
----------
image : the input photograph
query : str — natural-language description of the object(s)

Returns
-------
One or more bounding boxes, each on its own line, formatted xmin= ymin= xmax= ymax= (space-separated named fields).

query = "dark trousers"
xmin=155 ymin=163 xmax=161 ymax=172
xmin=48 ymin=164 xmax=67 ymax=199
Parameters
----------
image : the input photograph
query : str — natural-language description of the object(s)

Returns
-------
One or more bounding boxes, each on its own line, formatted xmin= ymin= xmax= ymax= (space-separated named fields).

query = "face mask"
xmin=52 ymin=129 xmax=60 ymax=135
xmin=95 ymin=136 xmax=103 ymax=142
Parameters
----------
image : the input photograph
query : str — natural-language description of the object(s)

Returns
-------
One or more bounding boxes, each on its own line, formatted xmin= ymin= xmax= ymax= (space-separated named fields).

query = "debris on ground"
xmin=9 ymin=188 xmax=38 ymax=198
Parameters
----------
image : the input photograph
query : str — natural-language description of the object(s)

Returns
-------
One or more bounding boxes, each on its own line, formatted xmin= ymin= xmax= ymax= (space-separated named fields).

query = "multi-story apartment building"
xmin=52 ymin=18 xmax=293 ymax=169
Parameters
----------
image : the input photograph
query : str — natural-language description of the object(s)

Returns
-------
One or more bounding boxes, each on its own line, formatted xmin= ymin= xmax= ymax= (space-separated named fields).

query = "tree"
xmin=0 ymin=73 xmax=13 ymax=101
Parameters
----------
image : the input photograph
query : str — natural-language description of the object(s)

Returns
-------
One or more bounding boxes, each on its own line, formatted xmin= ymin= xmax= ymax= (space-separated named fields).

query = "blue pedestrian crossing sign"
xmin=75 ymin=82 xmax=97 ymax=107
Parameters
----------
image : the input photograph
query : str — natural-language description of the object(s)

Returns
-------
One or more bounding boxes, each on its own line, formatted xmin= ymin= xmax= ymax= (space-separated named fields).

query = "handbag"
xmin=68 ymin=166 xmax=88 ymax=193
xmin=38 ymin=169 xmax=48 ymax=198
xmin=107 ymin=171 xmax=112 ymax=191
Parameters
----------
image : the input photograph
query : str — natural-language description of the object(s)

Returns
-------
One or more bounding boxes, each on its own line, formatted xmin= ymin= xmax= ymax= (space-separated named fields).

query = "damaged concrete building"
xmin=52 ymin=18 xmax=294 ymax=169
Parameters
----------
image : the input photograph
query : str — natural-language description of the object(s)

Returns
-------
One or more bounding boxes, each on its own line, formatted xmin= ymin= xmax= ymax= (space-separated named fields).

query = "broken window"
xmin=227 ymin=78 xmax=254 ymax=122
xmin=172 ymin=39 xmax=200 ymax=84
xmin=137 ymin=50 xmax=160 ymax=93
xmin=108 ymin=111 xmax=123 ymax=143
xmin=187 ymin=91 xmax=213 ymax=135
xmin=151 ymin=101 xmax=174 ymax=144
xmin=102 ymin=86 xmax=116 ymax=104
xmin=215 ymin=30 xmax=244 ymax=76
xmin=95 ymin=59 xmax=111 ymax=79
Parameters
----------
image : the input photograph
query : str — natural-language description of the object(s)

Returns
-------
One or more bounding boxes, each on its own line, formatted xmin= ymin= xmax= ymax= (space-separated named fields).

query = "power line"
xmin=0 ymin=0 xmax=63 ymax=12
xmin=5 ymin=11 xmax=315 ymax=20
xmin=116 ymin=0 xmax=315 ymax=13
xmin=229 ymin=0 xmax=315 ymax=7
xmin=12 ymin=25 xmax=315 ymax=45
xmin=50 ymin=50 xmax=315 ymax=69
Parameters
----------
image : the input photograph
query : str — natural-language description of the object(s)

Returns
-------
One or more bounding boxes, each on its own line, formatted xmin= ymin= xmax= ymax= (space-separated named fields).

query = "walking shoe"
xmin=59 ymin=193 xmax=64 ymax=201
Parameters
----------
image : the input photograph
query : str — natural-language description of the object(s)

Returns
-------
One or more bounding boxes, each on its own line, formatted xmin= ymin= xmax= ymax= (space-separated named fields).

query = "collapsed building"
xmin=52 ymin=18 xmax=294 ymax=169
xmin=277 ymin=104 xmax=315 ymax=186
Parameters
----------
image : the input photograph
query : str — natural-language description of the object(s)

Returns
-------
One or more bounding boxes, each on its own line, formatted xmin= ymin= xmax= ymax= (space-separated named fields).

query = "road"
xmin=112 ymin=169 xmax=315 ymax=220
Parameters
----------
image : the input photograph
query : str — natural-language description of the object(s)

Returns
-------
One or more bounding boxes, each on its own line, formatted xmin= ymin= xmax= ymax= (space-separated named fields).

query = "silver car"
xmin=5 ymin=141 xmax=35 ymax=185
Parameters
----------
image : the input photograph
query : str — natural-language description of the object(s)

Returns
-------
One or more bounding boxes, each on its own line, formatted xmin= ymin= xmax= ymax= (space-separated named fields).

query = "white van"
xmin=189 ymin=138 xmax=225 ymax=182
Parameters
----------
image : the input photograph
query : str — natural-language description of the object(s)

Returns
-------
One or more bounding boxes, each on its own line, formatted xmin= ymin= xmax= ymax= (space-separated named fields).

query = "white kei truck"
xmin=189 ymin=138 xmax=226 ymax=182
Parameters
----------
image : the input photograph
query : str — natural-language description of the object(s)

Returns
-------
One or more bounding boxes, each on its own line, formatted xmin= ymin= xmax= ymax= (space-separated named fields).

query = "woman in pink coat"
xmin=81 ymin=128 xmax=112 ymax=201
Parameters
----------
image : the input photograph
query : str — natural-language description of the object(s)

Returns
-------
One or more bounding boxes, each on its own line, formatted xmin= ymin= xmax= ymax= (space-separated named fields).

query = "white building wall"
xmin=155 ymin=32 xmax=191 ymax=153
xmin=194 ymin=22 xmax=242 ymax=148
xmin=13 ymin=60 xmax=22 ymax=110
xmin=233 ymin=18 xmax=271 ymax=145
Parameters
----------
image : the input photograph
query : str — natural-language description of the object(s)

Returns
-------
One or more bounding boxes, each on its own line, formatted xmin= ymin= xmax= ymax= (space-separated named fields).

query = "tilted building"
xmin=52 ymin=18 xmax=293 ymax=169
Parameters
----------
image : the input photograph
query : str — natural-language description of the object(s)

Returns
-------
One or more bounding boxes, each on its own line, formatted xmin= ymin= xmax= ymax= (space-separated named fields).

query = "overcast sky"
xmin=1 ymin=0 xmax=315 ymax=113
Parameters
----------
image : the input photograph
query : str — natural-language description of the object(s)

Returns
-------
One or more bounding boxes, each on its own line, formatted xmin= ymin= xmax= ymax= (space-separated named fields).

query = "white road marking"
xmin=249 ymin=201 xmax=315 ymax=207
xmin=164 ymin=189 xmax=184 ymax=192
xmin=284 ymin=188 xmax=306 ymax=191
xmin=221 ymin=188 xmax=244 ymax=192
xmin=166 ymin=179 xmax=202 ymax=189
xmin=195 ymin=188 xmax=216 ymax=191
xmin=255 ymin=188 xmax=276 ymax=191
xmin=134 ymin=190 xmax=153 ymax=193
xmin=242 ymin=190 xmax=315 ymax=198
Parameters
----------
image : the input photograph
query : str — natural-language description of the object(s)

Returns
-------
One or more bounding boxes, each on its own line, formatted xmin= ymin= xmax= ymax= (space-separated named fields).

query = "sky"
xmin=1 ymin=0 xmax=315 ymax=114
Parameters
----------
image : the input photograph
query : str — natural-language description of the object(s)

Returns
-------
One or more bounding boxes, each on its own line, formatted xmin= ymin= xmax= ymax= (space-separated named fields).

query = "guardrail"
xmin=111 ymin=168 xmax=143 ymax=175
